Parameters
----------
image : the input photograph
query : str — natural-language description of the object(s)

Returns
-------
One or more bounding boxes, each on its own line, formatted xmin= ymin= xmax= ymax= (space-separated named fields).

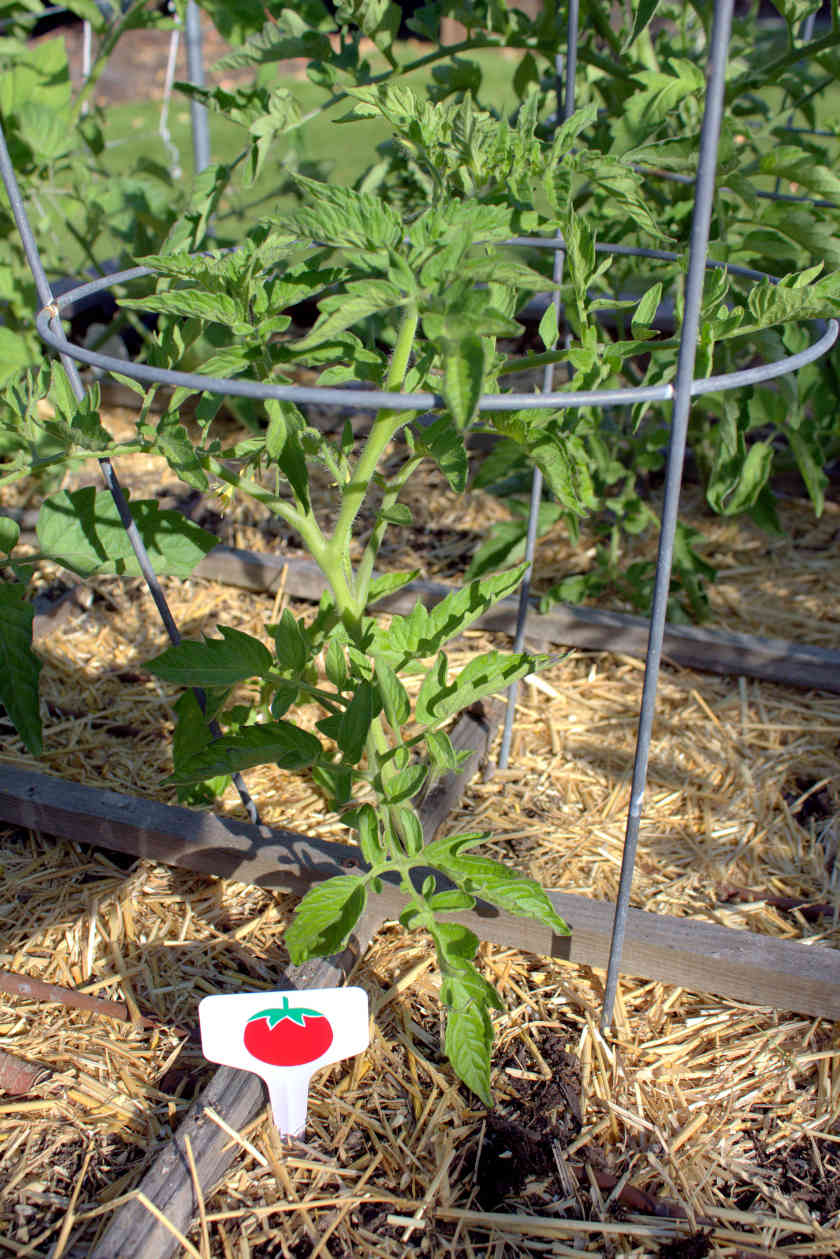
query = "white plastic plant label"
xmin=199 ymin=987 xmax=370 ymax=1137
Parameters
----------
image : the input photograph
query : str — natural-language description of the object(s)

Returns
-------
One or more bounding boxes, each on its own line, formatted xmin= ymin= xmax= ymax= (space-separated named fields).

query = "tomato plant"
xmin=244 ymin=999 xmax=334 ymax=1067
xmin=3 ymin=0 xmax=840 ymax=1102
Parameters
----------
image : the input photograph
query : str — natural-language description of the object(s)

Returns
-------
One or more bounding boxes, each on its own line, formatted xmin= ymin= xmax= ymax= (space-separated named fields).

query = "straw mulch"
xmin=0 ymin=414 xmax=839 ymax=1258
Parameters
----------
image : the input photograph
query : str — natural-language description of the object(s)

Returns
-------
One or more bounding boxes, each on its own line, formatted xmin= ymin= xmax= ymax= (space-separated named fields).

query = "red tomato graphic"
xmin=243 ymin=998 xmax=333 ymax=1067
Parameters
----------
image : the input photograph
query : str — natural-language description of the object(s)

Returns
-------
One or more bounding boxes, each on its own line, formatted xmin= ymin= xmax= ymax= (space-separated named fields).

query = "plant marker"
xmin=199 ymin=987 xmax=369 ymax=1137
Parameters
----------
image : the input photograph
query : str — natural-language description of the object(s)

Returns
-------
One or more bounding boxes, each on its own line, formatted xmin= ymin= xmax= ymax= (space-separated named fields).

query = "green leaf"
xmin=623 ymin=0 xmax=661 ymax=50
xmin=432 ymin=852 xmax=570 ymax=936
xmin=36 ymin=489 xmax=217 ymax=579
xmin=375 ymin=657 xmax=410 ymax=732
xmin=413 ymin=416 xmax=468 ymax=493
xmin=325 ymin=639 xmax=349 ymax=691
xmin=169 ymin=720 xmax=323 ymax=783
xmin=416 ymin=650 xmax=546 ymax=728
xmin=378 ymin=503 xmax=413 ymax=526
xmin=154 ymin=411 xmax=209 ymax=490
xmin=121 ymin=288 xmax=246 ymax=330
xmin=297 ymin=281 xmax=406 ymax=349
xmin=384 ymin=565 xmax=528 ymax=664
xmin=285 ymin=874 xmax=368 ymax=963
xmin=147 ymin=626 xmax=272 ymax=687
xmin=0 ymin=328 xmax=35 ymax=387
xmin=383 ymin=762 xmax=427 ymax=804
xmin=337 ymin=680 xmax=381 ymax=764
xmin=311 ymin=761 xmax=354 ymax=810
xmin=391 ymin=804 xmax=424 ymax=854
xmin=538 ymin=301 xmax=558 ymax=352
xmin=0 ymin=584 xmax=42 ymax=756
xmin=787 ymin=425 xmax=827 ymax=517
xmin=172 ymin=689 xmax=230 ymax=804
xmin=287 ymin=176 xmax=403 ymax=250
xmin=354 ymin=803 xmax=385 ymax=865
xmin=442 ymin=337 xmax=485 ymax=429
xmin=271 ymin=608 xmax=309 ymax=674
xmin=424 ymin=728 xmax=460 ymax=772
xmin=0 ymin=517 xmax=20 ymax=555
xmin=631 ymin=282 xmax=663 ymax=338
xmin=264 ymin=401 xmax=310 ymax=511
xmin=367 ymin=570 xmax=421 ymax=606
xmin=444 ymin=999 xmax=493 ymax=1105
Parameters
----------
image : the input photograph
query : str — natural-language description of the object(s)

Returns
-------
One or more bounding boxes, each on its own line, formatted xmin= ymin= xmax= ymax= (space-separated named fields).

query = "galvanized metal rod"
xmin=498 ymin=0 xmax=578 ymax=769
xmin=600 ymin=0 xmax=736 ymax=1032
xmin=0 ymin=120 xmax=258 ymax=825
xmin=184 ymin=0 xmax=211 ymax=174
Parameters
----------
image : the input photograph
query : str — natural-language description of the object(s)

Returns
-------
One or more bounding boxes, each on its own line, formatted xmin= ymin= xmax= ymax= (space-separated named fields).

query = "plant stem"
xmin=327 ymin=302 xmax=419 ymax=620
xmin=355 ymin=453 xmax=423 ymax=602
xmin=204 ymin=456 xmax=329 ymax=567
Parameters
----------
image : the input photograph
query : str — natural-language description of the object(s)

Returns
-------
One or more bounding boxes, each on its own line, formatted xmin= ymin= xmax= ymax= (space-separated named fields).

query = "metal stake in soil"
xmin=600 ymin=0 xmax=737 ymax=1033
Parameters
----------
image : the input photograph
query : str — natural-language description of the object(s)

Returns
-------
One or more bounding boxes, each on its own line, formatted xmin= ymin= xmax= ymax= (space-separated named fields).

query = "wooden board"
xmin=194 ymin=546 xmax=840 ymax=693
xmin=1 ymin=760 xmax=838 ymax=1021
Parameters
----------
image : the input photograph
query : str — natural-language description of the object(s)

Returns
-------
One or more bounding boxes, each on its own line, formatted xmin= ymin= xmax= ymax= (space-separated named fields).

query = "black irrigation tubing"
xmin=0 ymin=120 xmax=260 ymax=828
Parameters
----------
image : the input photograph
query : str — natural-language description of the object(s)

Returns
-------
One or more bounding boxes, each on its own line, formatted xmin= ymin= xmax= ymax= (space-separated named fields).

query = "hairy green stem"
xmin=204 ymin=456 xmax=329 ymax=565
xmin=327 ymin=302 xmax=419 ymax=620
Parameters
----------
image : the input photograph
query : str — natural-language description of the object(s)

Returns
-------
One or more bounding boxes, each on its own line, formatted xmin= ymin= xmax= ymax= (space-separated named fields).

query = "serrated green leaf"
xmin=444 ymin=1000 xmax=493 ymax=1105
xmin=367 ymin=570 xmax=421 ymax=607
xmin=386 ymin=565 xmax=528 ymax=664
xmin=433 ymin=853 xmax=570 ymax=935
xmin=148 ymin=626 xmax=272 ymax=687
xmin=121 ymin=288 xmax=246 ymax=329
xmin=297 ymin=281 xmax=406 ymax=348
xmin=538 ymin=301 xmax=558 ymax=351
xmin=383 ymin=762 xmax=427 ymax=804
xmin=0 ymin=584 xmax=42 ymax=756
xmin=264 ymin=400 xmax=310 ymax=511
xmin=416 ymin=650 xmax=545 ymax=728
xmin=155 ymin=411 xmax=209 ymax=490
xmin=288 ymin=176 xmax=403 ymax=250
xmin=325 ymin=639 xmax=348 ymax=691
xmin=390 ymin=803 xmax=424 ymax=853
xmin=442 ymin=337 xmax=485 ymax=429
xmin=169 ymin=720 xmax=322 ymax=783
xmin=375 ymin=657 xmax=410 ymax=731
xmin=424 ymin=728 xmax=459 ymax=772
xmin=285 ymin=874 xmax=368 ymax=963
xmin=413 ymin=416 xmax=468 ymax=493
xmin=36 ymin=489 xmax=217 ymax=579
xmin=337 ymin=680 xmax=381 ymax=764
xmin=271 ymin=608 xmax=308 ymax=674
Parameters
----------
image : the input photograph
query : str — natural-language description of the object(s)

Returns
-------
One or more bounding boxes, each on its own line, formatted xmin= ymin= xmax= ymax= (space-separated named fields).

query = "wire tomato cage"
xmin=2 ymin=0 xmax=838 ymax=1032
